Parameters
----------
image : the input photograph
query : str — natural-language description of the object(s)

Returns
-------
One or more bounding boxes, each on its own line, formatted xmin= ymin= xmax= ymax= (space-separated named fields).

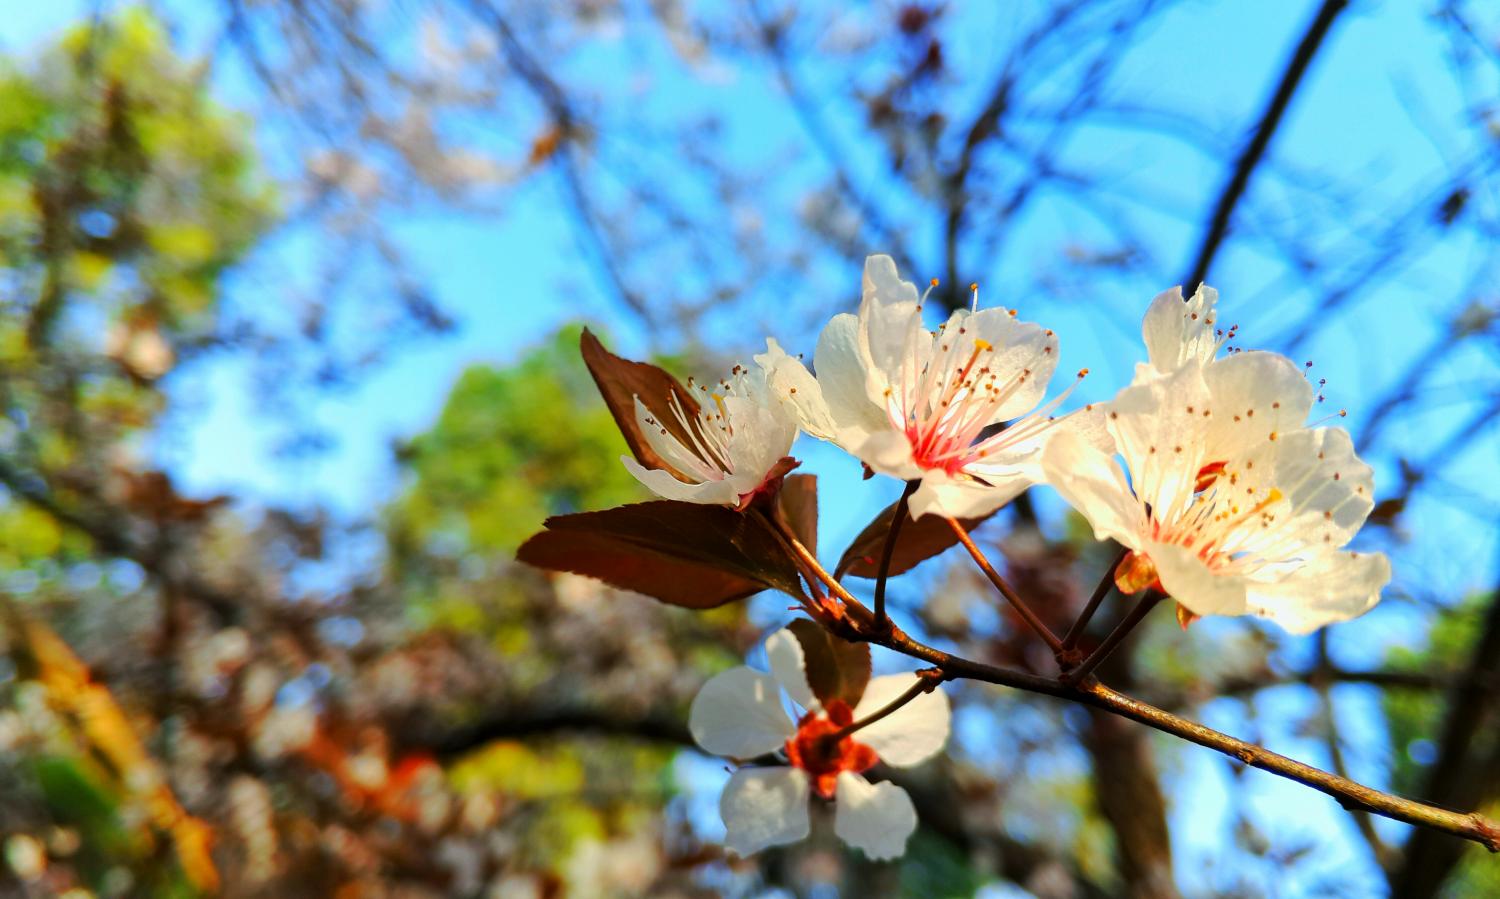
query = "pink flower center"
xmin=883 ymin=318 xmax=1082 ymax=476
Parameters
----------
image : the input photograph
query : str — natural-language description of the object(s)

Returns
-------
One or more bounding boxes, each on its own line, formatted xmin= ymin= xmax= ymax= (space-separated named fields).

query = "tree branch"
xmin=946 ymin=516 xmax=1063 ymax=653
xmin=0 ymin=458 xmax=243 ymax=625
xmin=748 ymin=1 xmax=911 ymax=275
xmin=872 ymin=481 xmax=918 ymax=630
xmin=1083 ymin=598 xmax=1179 ymax=899
xmin=1181 ymin=0 xmax=1348 ymax=290
xmin=768 ymin=512 xmax=1500 ymax=853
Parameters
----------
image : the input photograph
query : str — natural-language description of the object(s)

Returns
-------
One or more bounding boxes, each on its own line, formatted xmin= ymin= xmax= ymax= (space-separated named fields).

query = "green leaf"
xmin=517 ymin=500 xmax=806 ymax=608
xmin=835 ymin=502 xmax=993 ymax=579
xmin=786 ymin=618 xmax=870 ymax=708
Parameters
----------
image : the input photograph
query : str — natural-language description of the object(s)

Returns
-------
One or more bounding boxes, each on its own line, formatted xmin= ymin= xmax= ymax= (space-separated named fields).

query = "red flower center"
xmin=783 ymin=700 xmax=879 ymax=799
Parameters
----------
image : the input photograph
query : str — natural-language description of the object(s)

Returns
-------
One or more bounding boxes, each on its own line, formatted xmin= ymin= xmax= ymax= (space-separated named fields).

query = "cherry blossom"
xmin=623 ymin=360 xmax=799 ymax=508
xmin=688 ymin=628 xmax=950 ymax=860
xmin=1042 ymin=311 xmax=1390 ymax=633
xmin=757 ymin=254 xmax=1093 ymax=519
xmin=1139 ymin=284 xmax=1230 ymax=377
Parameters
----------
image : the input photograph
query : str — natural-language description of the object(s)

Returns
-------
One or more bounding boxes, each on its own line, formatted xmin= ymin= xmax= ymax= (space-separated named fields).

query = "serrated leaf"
xmin=835 ymin=502 xmax=993 ymax=579
xmin=517 ymin=500 xmax=805 ymax=607
xmin=778 ymin=474 xmax=818 ymax=555
xmin=786 ymin=618 xmax=871 ymax=708
xmin=579 ymin=328 xmax=703 ymax=483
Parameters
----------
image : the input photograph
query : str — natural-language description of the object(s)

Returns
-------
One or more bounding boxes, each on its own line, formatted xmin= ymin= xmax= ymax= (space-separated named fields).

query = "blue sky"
xmin=7 ymin=1 xmax=1499 ymax=893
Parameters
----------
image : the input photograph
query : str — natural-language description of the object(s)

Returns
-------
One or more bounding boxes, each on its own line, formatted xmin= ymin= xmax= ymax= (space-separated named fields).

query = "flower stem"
xmin=872 ymin=481 xmax=919 ymax=631
xmin=759 ymin=507 xmax=875 ymax=623
xmin=1062 ymin=590 xmax=1165 ymax=685
xmin=944 ymin=516 xmax=1064 ymax=653
xmin=822 ymin=669 xmax=943 ymax=746
xmin=1060 ymin=546 xmax=1128 ymax=654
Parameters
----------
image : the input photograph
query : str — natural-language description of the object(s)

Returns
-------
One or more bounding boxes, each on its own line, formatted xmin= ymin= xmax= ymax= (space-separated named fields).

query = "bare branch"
xmin=1182 ymin=0 xmax=1348 ymax=290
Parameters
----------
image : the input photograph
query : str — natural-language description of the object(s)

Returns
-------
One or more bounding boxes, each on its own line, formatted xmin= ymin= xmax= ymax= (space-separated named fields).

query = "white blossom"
xmin=757 ymin=255 xmax=1093 ymax=519
xmin=623 ymin=361 xmax=798 ymax=508
xmin=688 ymin=628 xmax=950 ymax=860
xmin=1042 ymin=293 xmax=1390 ymax=634
xmin=1139 ymin=284 xmax=1228 ymax=377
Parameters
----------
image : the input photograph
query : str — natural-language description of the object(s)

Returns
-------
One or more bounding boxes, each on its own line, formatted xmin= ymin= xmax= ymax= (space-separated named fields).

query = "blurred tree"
xmin=387 ymin=325 xmax=645 ymax=567
xmin=0 ymin=8 xmax=276 ymax=896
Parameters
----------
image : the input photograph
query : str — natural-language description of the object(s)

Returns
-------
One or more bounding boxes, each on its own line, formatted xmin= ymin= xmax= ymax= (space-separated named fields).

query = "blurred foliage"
xmin=1383 ymin=601 xmax=1484 ymax=795
xmin=0 ymin=6 xmax=275 ymax=357
xmin=0 ymin=3 xmax=277 ymax=588
xmin=1383 ymin=594 xmax=1500 ymax=897
xmin=0 ymin=8 xmax=269 ymax=895
xmin=387 ymin=324 xmax=644 ymax=567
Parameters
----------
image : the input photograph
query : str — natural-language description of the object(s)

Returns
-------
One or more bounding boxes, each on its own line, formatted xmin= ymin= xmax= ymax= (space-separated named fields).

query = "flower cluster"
xmin=594 ymin=254 xmax=1390 ymax=858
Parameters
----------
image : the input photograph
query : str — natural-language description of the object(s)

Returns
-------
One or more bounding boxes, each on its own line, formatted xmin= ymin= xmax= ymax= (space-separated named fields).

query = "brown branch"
xmin=467 ymin=1 xmax=652 ymax=323
xmin=1147 ymin=667 xmax=1463 ymax=712
xmin=408 ymin=695 xmax=1110 ymax=896
xmin=1083 ymin=594 xmax=1178 ymax=899
xmin=946 ymin=516 xmax=1064 ymax=653
xmin=938 ymin=0 xmax=1096 ymax=312
xmin=1063 ymin=591 xmax=1165 ymax=684
xmin=768 ymin=512 xmax=1500 ymax=854
xmin=1061 ymin=546 xmax=1127 ymax=653
xmin=872 ymin=481 xmax=918 ymax=629
xmin=0 ymin=457 xmax=243 ymax=625
xmin=416 ymin=706 xmax=693 ymax=762
xmin=825 ymin=668 xmax=942 ymax=745
xmin=1182 ymin=0 xmax=1348 ymax=290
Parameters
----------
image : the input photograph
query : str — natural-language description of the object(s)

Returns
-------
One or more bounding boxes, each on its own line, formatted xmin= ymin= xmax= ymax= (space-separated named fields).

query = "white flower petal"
xmin=632 ymin=396 xmax=717 ymax=483
xmin=813 ymin=313 xmax=889 ymax=440
xmin=854 ymin=430 xmax=922 ymax=480
xmin=859 ymin=255 xmax=924 ymax=381
xmin=852 ymin=674 xmax=950 ymax=767
xmin=764 ymin=628 xmax=817 ymax=712
xmin=720 ymin=767 xmax=811 ymax=856
xmin=622 ymin=456 xmax=738 ymax=505
xmin=1245 ymin=550 xmax=1390 ymax=634
xmin=833 ymin=773 xmax=918 ymax=861
xmin=1107 ymin=362 xmax=1213 ymax=520
xmin=721 ymin=394 xmax=797 ymax=488
xmin=963 ymin=308 xmax=1057 ymax=422
xmin=755 ymin=338 xmax=839 ymax=441
xmin=1056 ymin=402 xmax=1115 ymax=454
xmin=689 ymin=667 xmax=795 ymax=758
xmin=1040 ymin=429 xmax=1144 ymax=547
xmin=1200 ymin=351 xmax=1313 ymax=460
xmin=1142 ymin=285 xmax=1220 ymax=373
xmin=1147 ymin=540 xmax=1250 ymax=618
xmin=908 ymin=469 xmax=1024 ymax=520
xmin=1267 ymin=426 xmax=1375 ymax=545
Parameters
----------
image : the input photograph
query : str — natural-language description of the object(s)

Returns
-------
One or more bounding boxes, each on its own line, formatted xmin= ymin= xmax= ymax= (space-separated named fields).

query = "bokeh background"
xmin=0 ymin=1 xmax=1498 ymax=896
